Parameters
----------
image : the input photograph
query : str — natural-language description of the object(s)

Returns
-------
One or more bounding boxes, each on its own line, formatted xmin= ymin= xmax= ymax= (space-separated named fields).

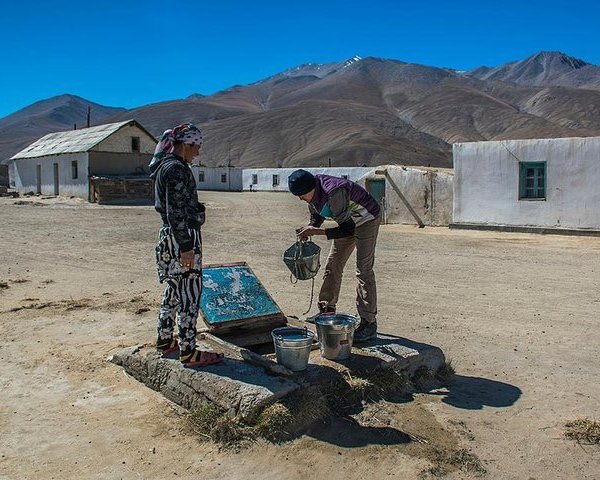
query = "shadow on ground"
xmin=431 ymin=374 xmax=522 ymax=410
xmin=306 ymin=416 xmax=412 ymax=447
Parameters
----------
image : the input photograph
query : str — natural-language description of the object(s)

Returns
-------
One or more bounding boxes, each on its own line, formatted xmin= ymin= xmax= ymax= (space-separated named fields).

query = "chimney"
xmin=73 ymin=124 xmax=77 ymax=130
xmin=86 ymin=106 xmax=91 ymax=128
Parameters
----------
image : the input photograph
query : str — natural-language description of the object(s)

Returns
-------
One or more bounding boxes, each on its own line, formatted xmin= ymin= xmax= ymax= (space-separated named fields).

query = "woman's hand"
xmin=180 ymin=249 xmax=195 ymax=269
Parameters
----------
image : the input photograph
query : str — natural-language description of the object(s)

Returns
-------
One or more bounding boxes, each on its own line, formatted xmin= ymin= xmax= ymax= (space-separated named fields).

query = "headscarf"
xmin=149 ymin=123 xmax=203 ymax=171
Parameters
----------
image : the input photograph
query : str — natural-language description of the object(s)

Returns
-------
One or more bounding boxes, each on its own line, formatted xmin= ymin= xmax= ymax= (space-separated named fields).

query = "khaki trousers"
xmin=319 ymin=218 xmax=380 ymax=323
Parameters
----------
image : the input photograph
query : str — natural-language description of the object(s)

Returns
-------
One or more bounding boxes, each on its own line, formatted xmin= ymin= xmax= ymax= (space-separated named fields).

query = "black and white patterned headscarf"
xmin=149 ymin=123 xmax=203 ymax=169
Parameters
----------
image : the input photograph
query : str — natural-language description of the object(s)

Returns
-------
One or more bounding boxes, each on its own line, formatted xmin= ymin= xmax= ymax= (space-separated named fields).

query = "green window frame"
xmin=519 ymin=162 xmax=546 ymax=200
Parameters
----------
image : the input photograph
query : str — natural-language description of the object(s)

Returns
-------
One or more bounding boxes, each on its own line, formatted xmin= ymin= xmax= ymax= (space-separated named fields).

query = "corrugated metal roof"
xmin=11 ymin=120 xmax=137 ymax=160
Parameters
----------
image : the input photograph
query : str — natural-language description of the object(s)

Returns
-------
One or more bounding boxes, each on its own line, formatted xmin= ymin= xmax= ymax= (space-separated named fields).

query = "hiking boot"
xmin=353 ymin=319 xmax=377 ymax=343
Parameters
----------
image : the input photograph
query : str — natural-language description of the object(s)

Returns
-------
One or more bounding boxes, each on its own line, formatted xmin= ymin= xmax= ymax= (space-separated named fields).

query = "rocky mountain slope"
xmin=2 ymin=51 xmax=600 ymax=167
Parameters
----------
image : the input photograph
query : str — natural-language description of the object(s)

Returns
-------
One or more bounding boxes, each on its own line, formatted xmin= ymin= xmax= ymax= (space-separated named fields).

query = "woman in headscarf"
xmin=149 ymin=123 xmax=223 ymax=367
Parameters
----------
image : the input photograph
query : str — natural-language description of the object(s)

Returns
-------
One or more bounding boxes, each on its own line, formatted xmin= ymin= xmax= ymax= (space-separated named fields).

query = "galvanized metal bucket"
xmin=314 ymin=314 xmax=359 ymax=360
xmin=282 ymin=240 xmax=321 ymax=281
xmin=271 ymin=327 xmax=315 ymax=371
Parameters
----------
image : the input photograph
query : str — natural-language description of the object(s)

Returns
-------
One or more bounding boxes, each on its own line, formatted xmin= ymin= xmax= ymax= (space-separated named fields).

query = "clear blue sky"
xmin=1 ymin=0 xmax=599 ymax=118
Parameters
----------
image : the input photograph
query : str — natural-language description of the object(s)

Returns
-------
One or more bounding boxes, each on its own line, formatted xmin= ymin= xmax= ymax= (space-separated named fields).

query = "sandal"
xmin=180 ymin=350 xmax=224 ymax=367
xmin=156 ymin=338 xmax=179 ymax=355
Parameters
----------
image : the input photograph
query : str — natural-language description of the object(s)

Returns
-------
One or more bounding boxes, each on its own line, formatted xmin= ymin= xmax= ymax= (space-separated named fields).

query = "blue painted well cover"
xmin=200 ymin=264 xmax=282 ymax=325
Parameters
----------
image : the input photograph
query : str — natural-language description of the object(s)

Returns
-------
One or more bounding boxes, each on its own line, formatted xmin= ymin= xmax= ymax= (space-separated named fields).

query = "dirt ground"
xmin=1 ymin=192 xmax=599 ymax=480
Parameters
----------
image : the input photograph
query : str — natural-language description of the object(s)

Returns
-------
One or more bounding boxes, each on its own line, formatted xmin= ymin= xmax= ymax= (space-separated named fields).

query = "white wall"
xmin=11 ymin=153 xmax=90 ymax=199
xmin=92 ymin=124 xmax=156 ymax=154
xmin=359 ymin=166 xmax=454 ymax=226
xmin=453 ymin=136 xmax=600 ymax=230
xmin=242 ymin=167 xmax=373 ymax=192
xmin=192 ymin=166 xmax=243 ymax=191
xmin=240 ymin=165 xmax=453 ymax=226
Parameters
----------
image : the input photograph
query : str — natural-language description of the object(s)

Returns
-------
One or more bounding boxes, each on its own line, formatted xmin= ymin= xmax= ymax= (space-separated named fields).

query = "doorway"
xmin=53 ymin=163 xmax=59 ymax=196
xmin=366 ymin=178 xmax=386 ymax=224
xmin=36 ymin=164 xmax=41 ymax=194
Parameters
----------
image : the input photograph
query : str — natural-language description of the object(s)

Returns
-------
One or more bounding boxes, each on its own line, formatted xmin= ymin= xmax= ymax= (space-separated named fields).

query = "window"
xmin=71 ymin=160 xmax=78 ymax=179
xmin=341 ymin=174 xmax=348 ymax=179
xmin=519 ymin=162 xmax=546 ymax=200
xmin=198 ymin=171 xmax=205 ymax=182
xmin=252 ymin=174 xmax=258 ymax=185
xmin=131 ymin=136 xmax=140 ymax=152
xmin=272 ymin=174 xmax=279 ymax=187
xmin=221 ymin=173 xmax=227 ymax=183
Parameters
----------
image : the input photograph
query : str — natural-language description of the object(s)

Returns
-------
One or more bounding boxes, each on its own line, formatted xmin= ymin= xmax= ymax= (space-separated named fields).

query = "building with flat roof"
xmin=453 ymin=136 xmax=600 ymax=233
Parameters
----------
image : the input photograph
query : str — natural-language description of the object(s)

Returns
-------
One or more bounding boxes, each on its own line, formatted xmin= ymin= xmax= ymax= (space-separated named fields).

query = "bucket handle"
xmin=274 ymin=327 xmax=312 ymax=341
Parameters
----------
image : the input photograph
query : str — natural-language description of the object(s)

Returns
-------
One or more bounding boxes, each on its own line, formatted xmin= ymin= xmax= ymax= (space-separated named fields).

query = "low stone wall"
xmin=89 ymin=176 xmax=153 ymax=204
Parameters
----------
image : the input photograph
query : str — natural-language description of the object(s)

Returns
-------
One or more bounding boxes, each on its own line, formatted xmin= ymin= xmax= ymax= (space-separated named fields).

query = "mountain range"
xmin=2 ymin=51 xmax=600 ymax=168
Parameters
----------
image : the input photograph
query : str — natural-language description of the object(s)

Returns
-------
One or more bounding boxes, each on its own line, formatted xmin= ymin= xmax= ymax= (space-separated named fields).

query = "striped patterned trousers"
xmin=157 ymin=276 xmax=202 ymax=354
xmin=155 ymin=226 xmax=203 ymax=355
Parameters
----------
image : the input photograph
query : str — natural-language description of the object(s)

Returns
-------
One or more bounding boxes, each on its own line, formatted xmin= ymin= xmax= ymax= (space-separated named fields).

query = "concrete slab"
xmin=109 ymin=345 xmax=299 ymax=420
xmin=110 ymin=334 xmax=446 ymax=422
xmin=356 ymin=333 xmax=446 ymax=375
xmin=292 ymin=333 xmax=446 ymax=387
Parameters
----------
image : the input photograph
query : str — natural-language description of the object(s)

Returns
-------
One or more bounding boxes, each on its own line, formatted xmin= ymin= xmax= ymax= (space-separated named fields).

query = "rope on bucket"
xmin=302 ymin=277 xmax=315 ymax=316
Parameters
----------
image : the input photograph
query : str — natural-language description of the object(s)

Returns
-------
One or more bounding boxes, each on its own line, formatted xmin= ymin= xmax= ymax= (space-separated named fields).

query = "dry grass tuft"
xmin=426 ymin=446 xmax=487 ymax=476
xmin=277 ymin=389 xmax=332 ymax=438
xmin=424 ymin=465 xmax=449 ymax=477
xmin=189 ymin=403 xmax=225 ymax=435
xmin=254 ymin=403 xmax=293 ymax=440
xmin=564 ymin=418 xmax=600 ymax=444
xmin=186 ymin=368 xmax=414 ymax=447
xmin=447 ymin=448 xmax=486 ymax=474
xmin=210 ymin=416 xmax=252 ymax=445
xmin=436 ymin=360 xmax=455 ymax=380
xmin=369 ymin=367 xmax=411 ymax=395
xmin=345 ymin=373 xmax=374 ymax=396
xmin=189 ymin=403 xmax=252 ymax=446
xmin=189 ymin=389 xmax=333 ymax=446
xmin=412 ymin=366 xmax=435 ymax=386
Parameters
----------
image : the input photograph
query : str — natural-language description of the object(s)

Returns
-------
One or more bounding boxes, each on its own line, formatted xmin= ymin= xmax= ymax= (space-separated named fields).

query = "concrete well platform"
xmin=110 ymin=334 xmax=446 ymax=421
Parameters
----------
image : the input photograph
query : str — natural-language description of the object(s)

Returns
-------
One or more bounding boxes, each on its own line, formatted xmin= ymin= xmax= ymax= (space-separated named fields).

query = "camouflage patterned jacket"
xmin=150 ymin=153 xmax=205 ymax=252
